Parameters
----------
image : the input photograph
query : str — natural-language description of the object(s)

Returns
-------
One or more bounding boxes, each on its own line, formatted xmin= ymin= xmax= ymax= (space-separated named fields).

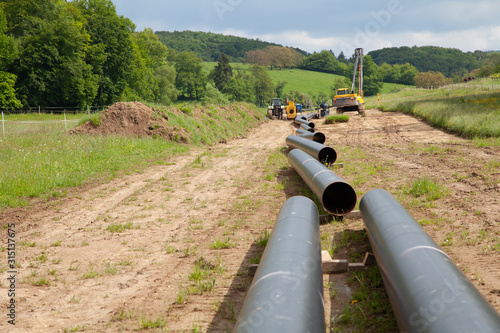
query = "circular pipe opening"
xmin=318 ymin=147 xmax=337 ymax=164
xmin=308 ymin=122 xmax=315 ymax=128
xmin=312 ymin=133 xmax=326 ymax=144
xmin=322 ymin=182 xmax=357 ymax=215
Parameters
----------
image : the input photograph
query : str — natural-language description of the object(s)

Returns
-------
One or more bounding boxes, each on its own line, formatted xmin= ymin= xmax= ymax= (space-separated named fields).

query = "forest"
xmin=368 ymin=46 xmax=486 ymax=79
xmin=0 ymin=0 xmax=180 ymax=108
xmin=156 ymin=30 xmax=308 ymax=63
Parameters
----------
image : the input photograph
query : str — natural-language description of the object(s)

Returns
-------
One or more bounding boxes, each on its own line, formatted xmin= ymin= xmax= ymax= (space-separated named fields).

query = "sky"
xmin=111 ymin=0 xmax=500 ymax=55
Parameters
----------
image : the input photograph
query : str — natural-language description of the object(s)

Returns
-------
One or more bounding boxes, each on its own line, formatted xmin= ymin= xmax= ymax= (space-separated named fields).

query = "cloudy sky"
xmin=112 ymin=0 xmax=500 ymax=55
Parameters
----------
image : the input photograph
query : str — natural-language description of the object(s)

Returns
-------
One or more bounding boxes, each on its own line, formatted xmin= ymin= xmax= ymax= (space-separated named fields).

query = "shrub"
xmin=325 ymin=114 xmax=349 ymax=124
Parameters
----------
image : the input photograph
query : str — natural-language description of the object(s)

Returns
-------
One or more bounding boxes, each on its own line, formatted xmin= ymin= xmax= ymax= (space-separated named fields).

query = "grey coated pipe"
xmin=304 ymin=112 xmax=318 ymax=120
xmin=295 ymin=116 xmax=315 ymax=128
xmin=300 ymin=123 xmax=314 ymax=132
xmin=286 ymin=135 xmax=336 ymax=164
xmin=233 ymin=196 xmax=325 ymax=333
xmin=360 ymin=189 xmax=500 ymax=333
xmin=288 ymin=149 xmax=356 ymax=215
xmin=296 ymin=128 xmax=326 ymax=144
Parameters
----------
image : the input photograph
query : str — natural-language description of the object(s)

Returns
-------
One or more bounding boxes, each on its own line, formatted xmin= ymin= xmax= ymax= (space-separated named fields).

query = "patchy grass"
xmin=333 ymin=267 xmax=397 ymax=332
xmin=404 ymin=177 xmax=449 ymax=201
xmin=210 ymin=237 xmax=234 ymax=249
xmin=139 ymin=316 xmax=167 ymax=330
xmin=324 ymin=114 xmax=350 ymax=124
xmin=106 ymin=222 xmax=136 ymax=233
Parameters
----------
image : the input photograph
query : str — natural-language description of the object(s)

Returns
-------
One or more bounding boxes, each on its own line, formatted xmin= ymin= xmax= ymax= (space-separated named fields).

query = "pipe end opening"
xmin=318 ymin=147 xmax=337 ymax=164
xmin=313 ymin=133 xmax=326 ymax=144
xmin=322 ymin=182 xmax=357 ymax=215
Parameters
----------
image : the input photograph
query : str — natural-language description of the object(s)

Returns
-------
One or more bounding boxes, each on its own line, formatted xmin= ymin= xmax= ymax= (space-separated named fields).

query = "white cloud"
xmin=406 ymin=26 xmax=500 ymax=51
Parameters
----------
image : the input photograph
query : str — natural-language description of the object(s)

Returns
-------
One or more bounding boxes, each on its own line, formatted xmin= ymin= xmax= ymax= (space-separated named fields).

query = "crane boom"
xmin=351 ymin=48 xmax=363 ymax=96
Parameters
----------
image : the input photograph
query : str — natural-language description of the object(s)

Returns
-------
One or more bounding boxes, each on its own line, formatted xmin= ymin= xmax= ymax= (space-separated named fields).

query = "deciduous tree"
xmin=174 ymin=51 xmax=206 ymax=100
xmin=251 ymin=65 xmax=274 ymax=106
xmin=73 ymin=0 xmax=136 ymax=106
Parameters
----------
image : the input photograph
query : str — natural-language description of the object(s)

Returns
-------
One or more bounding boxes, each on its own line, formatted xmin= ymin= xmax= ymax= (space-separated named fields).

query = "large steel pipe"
xmin=300 ymin=123 xmax=314 ymax=132
xmin=295 ymin=116 xmax=315 ymax=128
xmin=304 ymin=112 xmax=318 ymax=120
xmin=360 ymin=189 xmax=500 ymax=333
xmin=288 ymin=149 xmax=357 ymax=215
xmin=286 ymin=135 xmax=336 ymax=164
xmin=296 ymin=128 xmax=326 ymax=144
xmin=234 ymin=196 xmax=325 ymax=333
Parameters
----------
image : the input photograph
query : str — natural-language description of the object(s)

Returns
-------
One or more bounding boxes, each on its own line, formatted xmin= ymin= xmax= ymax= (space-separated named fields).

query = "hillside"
xmin=368 ymin=46 xmax=485 ymax=77
xmin=203 ymin=62 xmax=344 ymax=98
xmin=156 ymin=30 xmax=308 ymax=62
xmin=203 ymin=62 xmax=409 ymax=98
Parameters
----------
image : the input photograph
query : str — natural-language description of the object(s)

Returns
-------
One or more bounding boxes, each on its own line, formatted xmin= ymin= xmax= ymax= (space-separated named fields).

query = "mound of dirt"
xmin=70 ymin=102 xmax=188 ymax=142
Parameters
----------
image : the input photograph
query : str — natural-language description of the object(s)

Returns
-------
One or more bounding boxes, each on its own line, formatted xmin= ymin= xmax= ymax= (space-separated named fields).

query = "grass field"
xmin=0 ymin=103 xmax=264 ymax=208
xmin=366 ymin=78 xmax=500 ymax=141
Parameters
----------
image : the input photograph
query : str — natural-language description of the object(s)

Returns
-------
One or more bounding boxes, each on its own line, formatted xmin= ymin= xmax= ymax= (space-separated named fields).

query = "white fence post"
xmin=2 ymin=112 xmax=4 ymax=136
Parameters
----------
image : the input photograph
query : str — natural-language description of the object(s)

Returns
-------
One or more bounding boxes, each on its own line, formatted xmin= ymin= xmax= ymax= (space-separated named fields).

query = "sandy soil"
xmin=1 ymin=109 xmax=499 ymax=332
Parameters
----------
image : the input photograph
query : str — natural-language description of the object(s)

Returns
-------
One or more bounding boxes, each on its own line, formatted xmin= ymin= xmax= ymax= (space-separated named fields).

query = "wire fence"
xmin=0 ymin=105 xmax=109 ymax=136
xmin=0 ymin=105 xmax=107 ymax=115
xmin=1 ymin=112 xmax=87 ymax=136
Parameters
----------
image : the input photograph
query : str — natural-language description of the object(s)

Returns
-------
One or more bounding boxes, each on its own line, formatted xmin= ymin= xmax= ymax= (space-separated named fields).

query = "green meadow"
xmin=0 ymin=103 xmax=263 ymax=208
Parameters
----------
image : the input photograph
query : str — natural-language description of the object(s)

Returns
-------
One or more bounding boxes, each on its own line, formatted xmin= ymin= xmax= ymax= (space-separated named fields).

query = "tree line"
xmin=0 ymin=0 xmax=304 ymax=109
xmin=0 ymin=0 xmax=180 ymax=109
xmin=155 ymin=30 xmax=308 ymax=63
xmin=368 ymin=46 xmax=486 ymax=79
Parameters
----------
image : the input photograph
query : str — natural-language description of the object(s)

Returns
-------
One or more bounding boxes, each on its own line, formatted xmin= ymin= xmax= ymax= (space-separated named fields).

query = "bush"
xmin=324 ymin=114 xmax=349 ymax=124
xmin=91 ymin=114 xmax=102 ymax=127
xmin=202 ymin=83 xmax=229 ymax=105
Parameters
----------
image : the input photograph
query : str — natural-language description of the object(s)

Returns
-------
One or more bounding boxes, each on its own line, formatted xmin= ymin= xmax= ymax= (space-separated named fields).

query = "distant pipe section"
xmin=288 ymin=149 xmax=356 ymax=215
xmin=286 ymin=135 xmax=336 ymax=164
xmin=360 ymin=189 xmax=500 ymax=333
xmin=296 ymin=128 xmax=326 ymax=144
xmin=304 ymin=112 xmax=318 ymax=120
xmin=234 ymin=196 xmax=325 ymax=333
xmin=295 ymin=117 xmax=315 ymax=128
xmin=300 ymin=123 xmax=314 ymax=132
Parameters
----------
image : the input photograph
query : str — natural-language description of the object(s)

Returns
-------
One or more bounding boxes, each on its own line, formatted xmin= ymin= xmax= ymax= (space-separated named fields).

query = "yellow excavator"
xmin=333 ymin=48 xmax=366 ymax=116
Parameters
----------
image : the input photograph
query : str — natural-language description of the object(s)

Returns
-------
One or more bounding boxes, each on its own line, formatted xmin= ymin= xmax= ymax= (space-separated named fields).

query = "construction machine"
xmin=267 ymin=98 xmax=285 ymax=119
xmin=267 ymin=98 xmax=298 ymax=120
xmin=333 ymin=48 xmax=366 ymax=116
xmin=284 ymin=100 xmax=297 ymax=120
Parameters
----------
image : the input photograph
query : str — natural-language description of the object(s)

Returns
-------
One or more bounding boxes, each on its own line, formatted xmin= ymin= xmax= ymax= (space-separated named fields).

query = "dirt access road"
xmin=1 ymin=109 xmax=499 ymax=332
